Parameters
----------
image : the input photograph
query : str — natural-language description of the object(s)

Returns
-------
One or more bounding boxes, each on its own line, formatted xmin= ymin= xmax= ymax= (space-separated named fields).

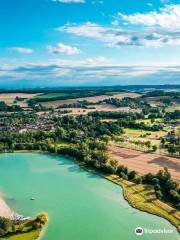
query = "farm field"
xmin=108 ymin=145 xmax=180 ymax=183
xmin=0 ymin=93 xmax=40 ymax=106
xmin=61 ymin=105 xmax=141 ymax=115
xmin=40 ymin=92 xmax=141 ymax=107
xmin=113 ymin=128 xmax=168 ymax=153
xmin=123 ymin=128 xmax=167 ymax=141
xmin=167 ymin=105 xmax=180 ymax=112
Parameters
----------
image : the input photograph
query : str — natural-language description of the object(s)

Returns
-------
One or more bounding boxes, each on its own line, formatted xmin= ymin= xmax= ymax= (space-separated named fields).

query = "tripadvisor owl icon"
xmin=135 ymin=227 xmax=144 ymax=236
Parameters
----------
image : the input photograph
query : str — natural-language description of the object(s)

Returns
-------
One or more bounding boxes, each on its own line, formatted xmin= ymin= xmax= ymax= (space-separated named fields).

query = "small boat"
xmin=30 ymin=197 xmax=35 ymax=200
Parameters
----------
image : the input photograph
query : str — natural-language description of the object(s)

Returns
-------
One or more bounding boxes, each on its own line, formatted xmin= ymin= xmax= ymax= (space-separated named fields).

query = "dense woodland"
xmin=100 ymin=97 xmax=147 ymax=109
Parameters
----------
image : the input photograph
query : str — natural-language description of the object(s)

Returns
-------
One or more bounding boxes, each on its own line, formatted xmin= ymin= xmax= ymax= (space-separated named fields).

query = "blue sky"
xmin=0 ymin=0 xmax=180 ymax=87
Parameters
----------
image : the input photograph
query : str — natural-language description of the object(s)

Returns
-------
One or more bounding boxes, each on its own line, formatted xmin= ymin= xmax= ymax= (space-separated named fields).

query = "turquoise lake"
xmin=0 ymin=153 xmax=179 ymax=240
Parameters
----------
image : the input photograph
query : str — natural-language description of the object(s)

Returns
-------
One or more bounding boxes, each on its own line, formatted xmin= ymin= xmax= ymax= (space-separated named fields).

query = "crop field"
xmin=58 ymin=105 xmax=141 ymax=115
xmin=123 ymin=128 xmax=166 ymax=138
xmin=144 ymin=96 xmax=180 ymax=107
xmin=108 ymin=145 xmax=180 ymax=183
xmin=0 ymin=93 xmax=40 ymax=106
xmin=32 ymin=90 xmax=125 ymax=103
xmin=123 ymin=128 xmax=151 ymax=136
xmin=36 ymin=92 xmax=71 ymax=99
xmin=40 ymin=92 xmax=141 ymax=107
xmin=167 ymin=105 xmax=180 ymax=112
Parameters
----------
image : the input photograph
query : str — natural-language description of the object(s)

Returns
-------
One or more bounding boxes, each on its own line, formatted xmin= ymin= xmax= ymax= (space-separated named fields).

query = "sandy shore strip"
xmin=0 ymin=194 xmax=13 ymax=219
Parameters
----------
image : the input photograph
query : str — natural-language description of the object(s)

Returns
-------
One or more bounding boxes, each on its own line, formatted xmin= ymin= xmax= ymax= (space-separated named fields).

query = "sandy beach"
xmin=0 ymin=195 xmax=13 ymax=219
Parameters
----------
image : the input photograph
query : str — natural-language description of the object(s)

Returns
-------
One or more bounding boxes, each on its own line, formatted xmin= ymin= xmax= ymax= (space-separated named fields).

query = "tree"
xmin=167 ymin=144 xmax=176 ymax=155
xmin=128 ymin=171 xmax=138 ymax=180
xmin=152 ymin=145 xmax=157 ymax=152
xmin=109 ymin=159 xmax=118 ymax=173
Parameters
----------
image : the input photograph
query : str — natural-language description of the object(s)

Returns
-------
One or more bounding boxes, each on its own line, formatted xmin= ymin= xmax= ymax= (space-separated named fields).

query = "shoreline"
xmin=105 ymin=175 xmax=180 ymax=233
xmin=77 ymin=162 xmax=180 ymax=233
xmin=74 ymin=160 xmax=180 ymax=232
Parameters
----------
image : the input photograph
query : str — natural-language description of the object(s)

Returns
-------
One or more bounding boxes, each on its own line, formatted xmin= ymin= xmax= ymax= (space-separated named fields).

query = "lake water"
xmin=0 ymin=153 xmax=179 ymax=240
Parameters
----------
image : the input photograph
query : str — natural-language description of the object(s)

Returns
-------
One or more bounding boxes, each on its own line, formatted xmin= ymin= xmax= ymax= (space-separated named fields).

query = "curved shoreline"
xmin=77 ymin=162 xmax=180 ymax=233
xmin=105 ymin=175 xmax=180 ymax=233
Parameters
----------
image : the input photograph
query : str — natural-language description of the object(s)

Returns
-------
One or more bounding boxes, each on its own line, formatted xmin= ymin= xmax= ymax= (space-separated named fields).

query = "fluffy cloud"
xmin=58 ymin=5 xmax=180 ymax=48
xmin=10 ymin=47 xmax=34 ymax=54
xmin=47 ymin=43 xmax=81 ymax=55
xmin=58 ymin=22 xmax=107 ymax=39
xmin=118 ymin=5 xmax=180 ymax=31
xmin=52 ymin=0 xmax=85 ymax=3
xmin=59 ymin=22 xmax=180 ymax=48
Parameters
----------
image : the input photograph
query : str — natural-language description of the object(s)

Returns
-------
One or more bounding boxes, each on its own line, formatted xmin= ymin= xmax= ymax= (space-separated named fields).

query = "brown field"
xmin=60 ymin=104 xmax=141 ymax=115
xmin=108 ymin=144 xmax=180 ymax=183
xmin=41 ymin=92 xmax=141 ymax=107
xmin=0 ymin=93 xmax=40 ymax=105
xmin=167 ymin=105 xmax=180 ymax=112
xmin=79 ymin=92 xmax=141 ymax=102
xmin=145 ymin=96 xmax=180 ymax=108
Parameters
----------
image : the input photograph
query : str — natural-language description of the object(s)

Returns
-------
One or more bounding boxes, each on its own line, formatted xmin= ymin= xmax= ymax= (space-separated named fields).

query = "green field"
xmin=113 ymin=127 xmax=167 ymax=152
xmin=2 ymin=230 xmax=40 ymax=240
xmin=36 ymin=93 xmax=70 ymax=99
xmin=123 ymin=128 xmax=151 ymax=136
xmin=31 ymin=90 xmax=125 ymax=103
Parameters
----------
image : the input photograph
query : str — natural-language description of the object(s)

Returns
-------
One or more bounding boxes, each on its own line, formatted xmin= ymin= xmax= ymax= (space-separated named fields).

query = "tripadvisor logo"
xmin=135 ymin=227 xmax=144 ymax=236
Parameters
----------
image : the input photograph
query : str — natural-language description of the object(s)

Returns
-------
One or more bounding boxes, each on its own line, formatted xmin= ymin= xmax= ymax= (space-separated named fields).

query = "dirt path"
xmin=108 ymin=144 xmax=180 ymax=183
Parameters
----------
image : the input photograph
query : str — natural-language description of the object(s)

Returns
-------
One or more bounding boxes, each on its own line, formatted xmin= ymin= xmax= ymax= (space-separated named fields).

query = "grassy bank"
xmin=77 ymin=162 xmax=180 ymax=232
xmin=106 ymin=175 xmax=180 ymax=232
xmin=1 ymin=230 xmax=40 ymax=240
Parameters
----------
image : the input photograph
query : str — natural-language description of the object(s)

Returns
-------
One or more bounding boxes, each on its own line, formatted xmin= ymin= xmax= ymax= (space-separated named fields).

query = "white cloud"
xmin=84 ymin=56 xmax=110 ymax=66
xmin=58 ymin=5 xmax=180 ymax=48
xmin=10 ymin=47 xmax=34 ymax=54
xmin=1 ymin=62 xmax=179 ymax=86
xmin=58 ymin=22 xmax=107 ymax=39
xmin=52 ymin=0 xmax=85 ymax=3
xmin=59 ymin=21 xmax=180 ymax=48
xmin=147 ymin=3 xmax=153 ymax=7
xmin=118 ymin=5 xmax=180 ymax=31
xmin=50 ymin=56 xmax=111 ymax=67
xmin=47 ymin=43 xmax=81 ymax=55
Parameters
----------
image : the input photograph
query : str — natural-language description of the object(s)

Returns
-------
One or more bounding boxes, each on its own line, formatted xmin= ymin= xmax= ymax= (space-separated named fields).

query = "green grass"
xmin=136 ymin=118 xmax=163 ymax=125
xmin=36 ymin=93 xmax=69 ymax=99
xmin=124 ymin=128 xmax=151 ymax=136
xmin=31 ymin=90 xmax=125 ymax=103
xmin=55 ymin=141 xmax=70 ymax=147
xmin=0 ymin=230 xmax=40 ymax=240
